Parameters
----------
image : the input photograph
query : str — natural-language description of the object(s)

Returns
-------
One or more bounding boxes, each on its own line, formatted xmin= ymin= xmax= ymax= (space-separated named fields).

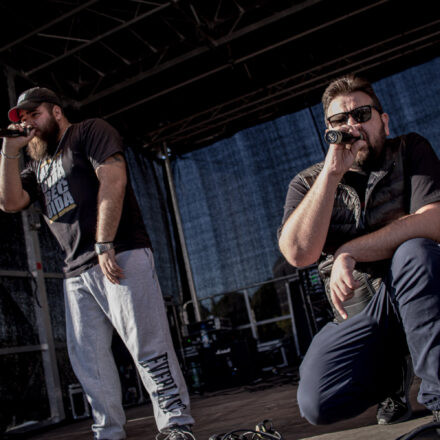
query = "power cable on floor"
xmin=397 ymin=421 xmax=440 ymax=439
xmin=209 ymin=419 xmax=284 ymax=440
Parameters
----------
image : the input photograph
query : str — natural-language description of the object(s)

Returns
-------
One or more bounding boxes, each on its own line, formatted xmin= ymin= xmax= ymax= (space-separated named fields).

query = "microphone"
xmin=0 ymin=127 xmax=32 ymax=138
xmin=325 ymin=130 xmax=364 ymax=144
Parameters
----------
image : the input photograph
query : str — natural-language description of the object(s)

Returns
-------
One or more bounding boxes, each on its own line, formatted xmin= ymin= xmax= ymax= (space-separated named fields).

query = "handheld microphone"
xmin=0 ymin=127 xmax=32 ymax=138
xmin=325 ymin=130 xmax=364 ymax=144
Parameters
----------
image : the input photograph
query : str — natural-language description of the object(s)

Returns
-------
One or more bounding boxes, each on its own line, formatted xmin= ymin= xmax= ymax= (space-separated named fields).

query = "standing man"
xmin=278 ymin=75 xmax=440 ymax=426
xmin=0 ymin=87 xmax=196 ymax=440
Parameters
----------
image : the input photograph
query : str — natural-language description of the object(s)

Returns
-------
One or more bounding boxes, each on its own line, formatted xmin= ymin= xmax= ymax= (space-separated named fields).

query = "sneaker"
xmin=376 ymin=355 xmax=414 ymax=425
xmin=377 ymin=396 xmax=412 ymax=425
xmin=156 ymin=425 xmax=196 ymax=440
xmin=432 ymin=411 xmax=440 ymax=437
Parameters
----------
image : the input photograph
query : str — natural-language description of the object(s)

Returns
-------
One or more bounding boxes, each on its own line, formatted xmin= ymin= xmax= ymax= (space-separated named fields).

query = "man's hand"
xmin=329 ymin=252 xmax=361 ymax=320
xmin=1 ymin=124 xmax=35 ymax=154
xmin=98 ymin=249 xmax=124 ymax=284
xmin=323 ymin=126 xmax=365 ymax=177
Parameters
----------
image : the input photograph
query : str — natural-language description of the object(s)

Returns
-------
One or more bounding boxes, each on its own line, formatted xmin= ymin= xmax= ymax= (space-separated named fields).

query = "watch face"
xmin=95 ymin=243 xmax=114 ymax=255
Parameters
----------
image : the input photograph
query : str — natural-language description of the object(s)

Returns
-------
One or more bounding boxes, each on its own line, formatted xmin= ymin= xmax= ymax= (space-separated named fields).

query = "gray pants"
xmin=64 ymin=248 xmax=194 ymax=439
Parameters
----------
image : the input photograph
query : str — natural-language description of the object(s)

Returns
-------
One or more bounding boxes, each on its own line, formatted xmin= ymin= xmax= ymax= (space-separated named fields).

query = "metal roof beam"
xmin=36 ymin=33 xmax=90 ymax=43
xmin=158 ymin=20 xmax=440 ymax=139
xmin=166 ymin=35 xmax=439 ymax=148
xmin=25 ymin=2 xmax=173 ymax=76
xmin=79 ymin=0 xmax=328 ymax=106
xmin=74 ymin=55 xmax=105 ymax=77
xmin=88 ymin=7 xmax=126 ymax=24
xmin=100 ymin=0 xmax=391 ymax=118
xmin=100 ymin=42 xmax=131 ymax=65
xmin=129 ymin=29 xmax=158 ymax=53
xmin=129 ymin=0 xmax=165 ymax=5
xmin=142 ymin=26 xmax=440 ymax=147
xmin=0 ymin=0 xmax=100 ymax=53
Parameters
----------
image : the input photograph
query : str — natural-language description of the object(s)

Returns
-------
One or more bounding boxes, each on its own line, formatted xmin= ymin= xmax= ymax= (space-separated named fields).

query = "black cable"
xmin=219 ymin=428 xmax=283 ymax=440
xmin=397 ymin=421 xmax=440 ymax=440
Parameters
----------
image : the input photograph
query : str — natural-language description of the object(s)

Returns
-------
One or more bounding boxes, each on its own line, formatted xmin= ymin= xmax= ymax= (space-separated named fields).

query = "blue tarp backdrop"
xmin=128 ymin=56 xmax=440 ymax=300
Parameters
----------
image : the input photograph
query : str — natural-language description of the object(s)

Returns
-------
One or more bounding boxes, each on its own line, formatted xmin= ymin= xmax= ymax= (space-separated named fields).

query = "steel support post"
xmin=5 ymin=68 xmax=65 ymax=422
xmin=161 ymin=143 xmax=202 ymax=322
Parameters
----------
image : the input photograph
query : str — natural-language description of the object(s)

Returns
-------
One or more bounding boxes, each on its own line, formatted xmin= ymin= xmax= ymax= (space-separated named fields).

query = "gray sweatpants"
xmin=64 ymin=248 xmax=194 ymax=439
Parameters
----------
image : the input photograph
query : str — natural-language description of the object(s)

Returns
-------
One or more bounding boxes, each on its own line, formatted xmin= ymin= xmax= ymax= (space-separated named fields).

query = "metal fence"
xmin=180 ymin=266 xmax=331 ymax=360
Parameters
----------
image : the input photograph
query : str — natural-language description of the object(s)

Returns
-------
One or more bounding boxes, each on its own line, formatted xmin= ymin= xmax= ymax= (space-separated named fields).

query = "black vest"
xmin=296 ymin=135 xmax=409 ymax=321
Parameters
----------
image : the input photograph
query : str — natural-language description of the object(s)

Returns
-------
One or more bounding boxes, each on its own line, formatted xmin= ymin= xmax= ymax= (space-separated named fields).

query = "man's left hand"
xmin=329 ymin=252 xmax=361 ymax=319
xmin=98 ymin=249 xmax=124 ymax=284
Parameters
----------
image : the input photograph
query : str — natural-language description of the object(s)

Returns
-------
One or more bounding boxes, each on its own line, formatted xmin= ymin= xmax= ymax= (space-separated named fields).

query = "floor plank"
xmin=7 ymin=375 xmax=433 ymax=440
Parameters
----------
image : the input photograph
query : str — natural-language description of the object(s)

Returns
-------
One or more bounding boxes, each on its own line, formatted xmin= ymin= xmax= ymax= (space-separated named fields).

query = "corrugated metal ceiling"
xmin=1 ymin=0 xmax=439 ymax=154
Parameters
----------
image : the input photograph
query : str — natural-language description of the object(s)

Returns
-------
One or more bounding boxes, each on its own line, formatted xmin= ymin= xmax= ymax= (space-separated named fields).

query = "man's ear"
xmin=52 ymin=105 xmax=63 ymax=121
xmin=381 ymin=112 xmax=390 ymax=136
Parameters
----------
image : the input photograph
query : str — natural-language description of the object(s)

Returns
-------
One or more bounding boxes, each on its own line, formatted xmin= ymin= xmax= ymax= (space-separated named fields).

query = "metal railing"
xmin=0 ymin=269 xmax=64 ymax=357
xmin=181 ymin=271 xmax=319 ymax=359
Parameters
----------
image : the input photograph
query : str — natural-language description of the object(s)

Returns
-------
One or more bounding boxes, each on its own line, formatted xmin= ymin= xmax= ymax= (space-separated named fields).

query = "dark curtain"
xmin=171 ymin=110 xmax=324 ymax=298
xmin=125 ymin=148 xmax=182 ymax=300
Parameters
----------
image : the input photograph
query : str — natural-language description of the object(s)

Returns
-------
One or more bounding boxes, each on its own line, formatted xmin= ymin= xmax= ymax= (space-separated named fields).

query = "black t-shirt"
xmin=21 ymin=118 xmax=151 ymax=277
xmin=280 ymin=132 xmax=440 ymax=237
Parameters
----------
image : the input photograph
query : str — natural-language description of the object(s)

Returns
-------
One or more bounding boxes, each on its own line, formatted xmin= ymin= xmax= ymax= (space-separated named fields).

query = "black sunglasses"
xmin=327 ymin=105 xmax=382 ymax=128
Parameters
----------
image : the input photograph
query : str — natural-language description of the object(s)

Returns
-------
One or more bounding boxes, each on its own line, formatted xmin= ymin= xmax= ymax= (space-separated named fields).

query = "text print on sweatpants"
xmin=140 ymin=353 xmax=187 ymax=413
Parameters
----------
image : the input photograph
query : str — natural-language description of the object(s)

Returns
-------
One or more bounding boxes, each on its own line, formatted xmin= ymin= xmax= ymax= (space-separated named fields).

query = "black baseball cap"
xmin=8 ymin=87 xmax=62 ymax=122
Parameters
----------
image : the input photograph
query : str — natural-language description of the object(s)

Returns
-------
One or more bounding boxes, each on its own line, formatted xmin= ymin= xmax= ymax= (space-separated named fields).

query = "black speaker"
xmin=199 ymin=334 xmax=258 ymax=391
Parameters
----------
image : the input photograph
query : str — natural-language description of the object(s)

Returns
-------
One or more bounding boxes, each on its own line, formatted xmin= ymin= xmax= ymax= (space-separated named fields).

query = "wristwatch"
xmin=94 ymin=242 xmax=114 ymax=255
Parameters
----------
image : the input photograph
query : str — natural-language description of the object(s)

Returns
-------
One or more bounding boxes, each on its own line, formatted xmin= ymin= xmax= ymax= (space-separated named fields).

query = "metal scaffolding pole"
xmin=21 ymin=210 xmax=65 ymax=422
xmin=5 ymin=69 xmax=65 ymax=423
xmin=161 ymin=143 xmax=202 ymax=322
xmin=242 ymin=289 xmax=259 ymax=340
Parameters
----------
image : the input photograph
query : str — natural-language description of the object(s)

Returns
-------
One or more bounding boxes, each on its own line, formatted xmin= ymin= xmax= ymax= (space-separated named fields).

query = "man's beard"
xmin=26 ymin=115 xmax=60 ymax=161
xmin=354 ymin=123 xmax=387 ymax=172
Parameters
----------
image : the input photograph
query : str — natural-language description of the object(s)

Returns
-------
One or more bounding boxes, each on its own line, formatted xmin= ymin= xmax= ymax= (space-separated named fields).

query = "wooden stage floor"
xmin=6 ymin=374 xmax=435 ymax=440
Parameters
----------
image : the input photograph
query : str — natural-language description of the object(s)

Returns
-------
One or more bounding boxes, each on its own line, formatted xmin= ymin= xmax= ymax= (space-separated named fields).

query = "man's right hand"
xmin=322 ymin=126 xmax=365 ymax=177
xmin=1 ymin=124 xmax=35 ymax=155
xmin=98 ymin=249 xmax=125 ymax=285
xmin=0 ymin=124 xmax=34 ymax=213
